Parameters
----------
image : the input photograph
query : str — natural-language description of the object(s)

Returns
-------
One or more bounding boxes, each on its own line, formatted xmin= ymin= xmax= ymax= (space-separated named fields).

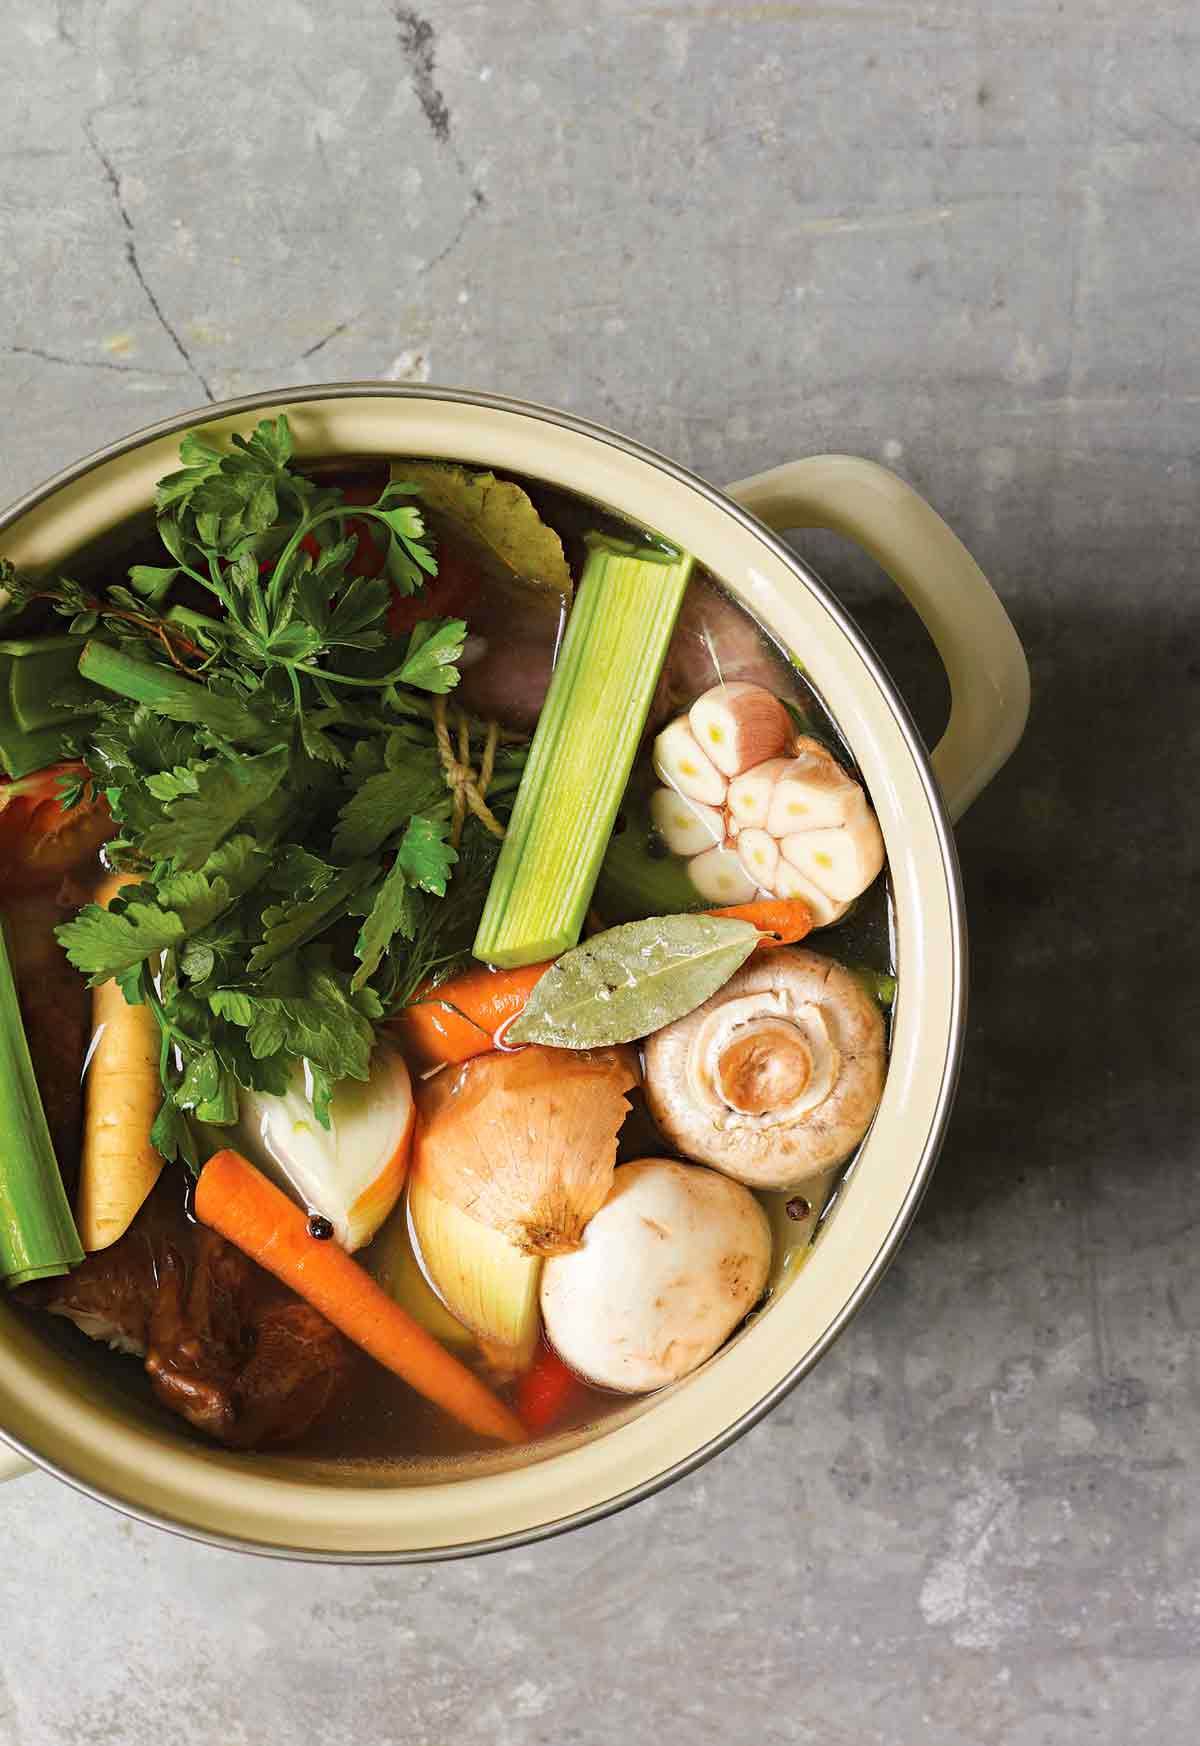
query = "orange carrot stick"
xmin=392 ymin=961 xmax=550 ymax=1071
xmin=195 ymin=1149 xmax=524 ymax=1445
xmin=705 ymin=898 xmax=814 ymax=948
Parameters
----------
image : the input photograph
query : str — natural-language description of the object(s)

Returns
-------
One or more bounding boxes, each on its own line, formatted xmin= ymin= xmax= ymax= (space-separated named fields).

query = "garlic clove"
xmin=735 ymin=828 xmax=780 ymax=891
xmin=781 ymin=807 xmax=885 ymax=903
xmin=687 ymin=843 xmax=759 ymax=904
xmin=652 ymin=717 xmax=728 ymax=806
xmin=688 ymin=682 xmax=792 ymax=778
xmin=771 ymin=859 xmax=849 ymax=926
xmin=766 ymin=747 xmax=863 ymax=837
xmin=649 ymin=787 xmax=725 ymax=857
xmin=727 ymin=757 xmax=791 ymax=832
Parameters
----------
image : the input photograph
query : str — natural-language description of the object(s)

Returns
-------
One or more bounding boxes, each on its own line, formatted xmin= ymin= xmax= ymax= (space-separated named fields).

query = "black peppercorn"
xmin=784 ymin=1196 xmax=811 ymax=1222
xmin=307 ymin=1215 xmax=334 ymax=1240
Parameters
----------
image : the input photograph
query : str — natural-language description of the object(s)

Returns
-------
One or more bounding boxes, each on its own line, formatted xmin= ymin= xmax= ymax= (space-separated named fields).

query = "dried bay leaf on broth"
xmin=390 ymin=461 xmax=573 ymax=603
xmin=508 ymin=913 xmax=759 ymax=1049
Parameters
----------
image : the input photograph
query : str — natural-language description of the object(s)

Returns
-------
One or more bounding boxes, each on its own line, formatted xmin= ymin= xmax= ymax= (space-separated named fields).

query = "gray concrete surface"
xmin=2 ymin=1 xmax=1198 ymax=1741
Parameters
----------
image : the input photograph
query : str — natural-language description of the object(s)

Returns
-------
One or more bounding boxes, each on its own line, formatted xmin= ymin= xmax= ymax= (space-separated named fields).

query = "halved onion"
xmin=411 ymin=1044 xmax=639 ymax=1256
xmin=236 ymin=1046 xmax=414 ymax=1252
xmin=407 ymin=1170 xmax=541 ymax=1376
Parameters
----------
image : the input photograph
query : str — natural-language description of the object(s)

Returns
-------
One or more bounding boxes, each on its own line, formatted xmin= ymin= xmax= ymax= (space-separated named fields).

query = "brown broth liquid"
xmin=7 ymin=461 xmax=895 ymax=1471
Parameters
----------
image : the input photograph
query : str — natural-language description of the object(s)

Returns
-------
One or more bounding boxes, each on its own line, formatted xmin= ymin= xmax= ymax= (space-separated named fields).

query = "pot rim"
xmin=0 ymin=383 xmax=966 ymax=1562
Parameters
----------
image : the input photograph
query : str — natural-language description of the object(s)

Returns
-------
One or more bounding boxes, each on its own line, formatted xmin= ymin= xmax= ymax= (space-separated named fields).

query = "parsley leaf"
xmin=247 ymin=862 xmax=376 ymax=973
xmin=57 ymin=900 xmax=187 ymax=984
xmin=395 ymin=813 xmax=457 ymax=895
xmin=331 ymin=751 xmax=445 ymax=859
xmin=140 ymin=745 xmax=289 ymax=868
xmin=397 ymin=619 xmax=467 ymax=693
xmin=352 ymin=856 xmax=419 ymax=991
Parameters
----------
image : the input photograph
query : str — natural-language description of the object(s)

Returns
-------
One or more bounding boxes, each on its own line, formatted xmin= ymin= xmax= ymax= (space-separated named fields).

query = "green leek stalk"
xmin=0 ymin=724 xmax=73 ymax=781
xmin=0 ymin=920 xmax=83 ymax=1287
xmin=474 ymin=534 xmax=694 ymax=967
xmin=0 ymin=638 xmax=100 ymax=777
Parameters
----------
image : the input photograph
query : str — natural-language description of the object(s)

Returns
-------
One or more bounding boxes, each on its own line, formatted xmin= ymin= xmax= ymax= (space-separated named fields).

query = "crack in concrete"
xmin=55 ymin=0 xmax=81 ymax=46
xmin=82 ymin=119 xmax=214 ymax=403
xmin=421 ymin=186 xmax=486 ymax=276
xmin=387 ymin=6 xmax=488 ymax=262
xmin=300 ymin=320 xmax=350 ymax=360
xmin=4 ymin=344 xmax=172 ymax=377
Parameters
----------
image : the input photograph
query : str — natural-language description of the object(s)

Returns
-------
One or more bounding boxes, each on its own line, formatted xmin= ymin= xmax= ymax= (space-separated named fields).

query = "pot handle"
xmin=0 ymin=1440 xmax=31 ymax=1483
xmin=724 ymin=456 xmax=1029 ymax=819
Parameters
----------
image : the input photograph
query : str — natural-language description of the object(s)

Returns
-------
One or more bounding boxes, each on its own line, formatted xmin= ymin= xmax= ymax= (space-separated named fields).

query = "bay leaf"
xmin=507 ymin=913 xmax=758 ymax=1049
xmin=391 ymin=461 xmax=573 ymax=603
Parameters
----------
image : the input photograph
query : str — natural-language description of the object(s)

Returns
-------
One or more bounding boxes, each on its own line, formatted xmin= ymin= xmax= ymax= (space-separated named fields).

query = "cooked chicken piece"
xmin=24 ymin=1178 xmax=347 ymax=1449
xmin=146 ymin=1230 xmax=347 ymax=1450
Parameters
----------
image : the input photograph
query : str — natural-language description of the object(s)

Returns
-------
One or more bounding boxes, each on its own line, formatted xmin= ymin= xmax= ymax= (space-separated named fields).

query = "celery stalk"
xmin=78 ymin=640 xmax=271 ymax=745
xmin=0 ymin=920 xmax=83 ymax=1288
xmin=473 ymin=534 xmax=693 ymax=967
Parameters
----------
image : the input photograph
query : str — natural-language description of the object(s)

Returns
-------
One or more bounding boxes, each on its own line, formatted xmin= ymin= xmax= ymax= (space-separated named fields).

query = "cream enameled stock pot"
xmin=0 ymin=387 xmax=1028 ymax=1560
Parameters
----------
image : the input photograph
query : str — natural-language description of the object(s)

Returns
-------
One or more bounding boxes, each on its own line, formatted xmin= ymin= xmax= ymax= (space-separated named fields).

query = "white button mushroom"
xmin=642 ymin=948 xmax=886 ymax=1191
xmin=649 ymin=786 xmax=725 ymax=857
xmin=652 ymin=717 xmax=727 ymax=806
xmin=540 ymin=1158 xmax=772 ymax=1393
xmin=687 ymin=682 xmax=792 ymax=778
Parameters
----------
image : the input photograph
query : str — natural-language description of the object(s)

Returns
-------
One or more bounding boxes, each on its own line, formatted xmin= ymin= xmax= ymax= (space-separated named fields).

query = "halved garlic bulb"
xmin=653 ymin=693 xmax=884 ymax=924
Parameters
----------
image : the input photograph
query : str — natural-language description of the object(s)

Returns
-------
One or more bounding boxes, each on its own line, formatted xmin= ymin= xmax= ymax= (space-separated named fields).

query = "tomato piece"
xmin=386 ymin=545 xmax=480 ymax=636
xmin=344 ymin=516 xmax=387 ymax=579
xmin=516 ymin=1343 xmax=587 ymax=1436
xmin=0 ymin=764 xmax=112 ymax=891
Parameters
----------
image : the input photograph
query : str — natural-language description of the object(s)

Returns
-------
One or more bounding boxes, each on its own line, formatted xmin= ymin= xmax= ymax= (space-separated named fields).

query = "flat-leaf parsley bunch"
xmin=3 ymin=417 xmax=525 ymax=1164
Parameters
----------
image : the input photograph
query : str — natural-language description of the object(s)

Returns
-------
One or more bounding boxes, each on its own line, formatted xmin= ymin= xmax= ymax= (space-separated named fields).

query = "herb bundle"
xmin=2 ymin=416 xmax=524 ymax=1164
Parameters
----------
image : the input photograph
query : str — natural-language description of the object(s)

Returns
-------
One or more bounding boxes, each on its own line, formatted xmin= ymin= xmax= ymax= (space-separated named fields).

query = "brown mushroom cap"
xmin=642 ymin=948 xmax=886 ymax=1191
